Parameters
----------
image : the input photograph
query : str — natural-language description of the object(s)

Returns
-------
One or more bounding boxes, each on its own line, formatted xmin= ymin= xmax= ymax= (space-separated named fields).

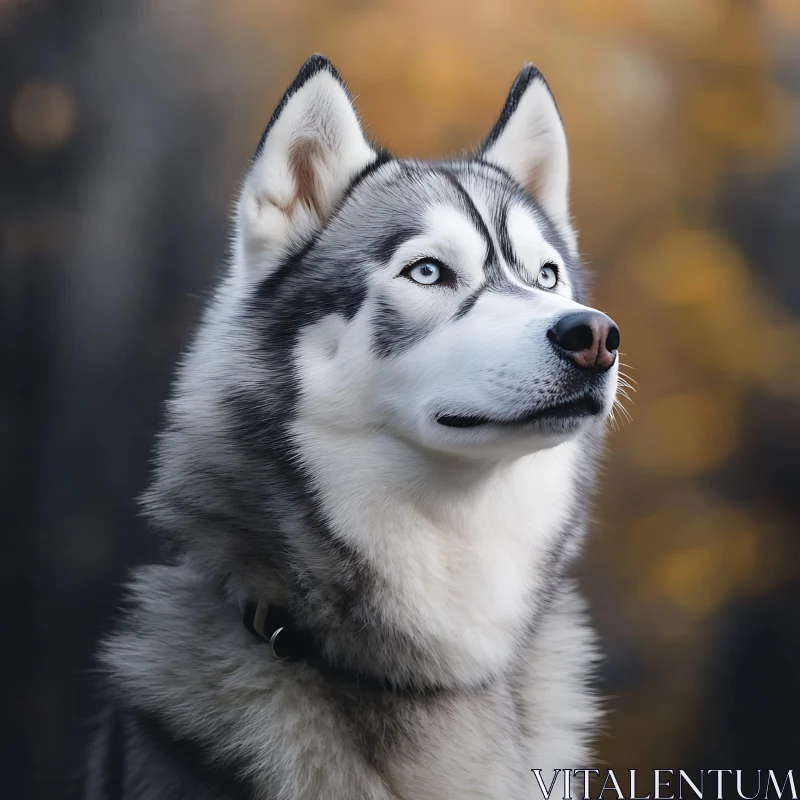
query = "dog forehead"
xmin=322 ymin=159 xmax=575 ymax=291
xmin=322 ymin=164 xmax=482 ymax=258
xmin=506 ymin=202 xmax=563 ymax=267
xmin=329 ymin=162 xmax=451 ymax=240
xmin=423 ymin=204 xmax=488 ymax=262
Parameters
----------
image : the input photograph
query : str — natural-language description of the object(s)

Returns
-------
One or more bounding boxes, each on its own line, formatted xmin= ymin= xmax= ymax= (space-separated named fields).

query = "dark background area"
xmin=2 ymin=1 xmax=799 ymax=798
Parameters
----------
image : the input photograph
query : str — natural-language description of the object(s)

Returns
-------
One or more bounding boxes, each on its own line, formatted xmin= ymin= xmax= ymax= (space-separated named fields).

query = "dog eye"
xmin=537 ymin=262 xmax=559 ymax=290
xmin=401 ymin=259 xmax=455 ymax=287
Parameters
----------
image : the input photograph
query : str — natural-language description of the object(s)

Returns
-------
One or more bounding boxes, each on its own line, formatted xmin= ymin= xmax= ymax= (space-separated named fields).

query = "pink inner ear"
xmin=286 ymin=139 xmax=326 ymax=219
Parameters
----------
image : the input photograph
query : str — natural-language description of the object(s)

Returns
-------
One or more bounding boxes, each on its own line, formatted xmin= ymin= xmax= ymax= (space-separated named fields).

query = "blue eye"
xmin=400 ymin=259 xmax=456 ymax=287
xmin=537 ymin=263 xmax=558 ymax=289
xmin=408 ymin=261 xmax=440 ymax=285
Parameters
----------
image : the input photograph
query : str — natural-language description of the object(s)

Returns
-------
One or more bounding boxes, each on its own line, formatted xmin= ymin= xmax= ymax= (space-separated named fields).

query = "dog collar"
xmin=242 ymin=601 xmax=315 ymax=662
xmin=242 ymin=601 xmax=431 ymax=694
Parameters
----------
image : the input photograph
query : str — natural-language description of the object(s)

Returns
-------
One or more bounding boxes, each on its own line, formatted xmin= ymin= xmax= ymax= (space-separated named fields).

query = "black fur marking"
xmin=375 ymin=226 xmax=420 ymax=265
xmin=471 ymin=156 xmax=538 ymax=192
xmin=253 ymin=237 xmax=368 ymax=323
xmin=480 ymin=63 xmax=561 ymax=153
xmin=493 ymin=201 xmax=518 ymax=275
xmin=337 ymin=150 xmax=394 ymax=209
xmin=220 ymin=388 xmax=375 ymax=620
xmin=452 ymin=285 xmax=485 ymax=320
xmin=371 ymin=297 xmax=430 ymax=359
xmin=437 ymin=169 xmax=497 ymax=263
xmin=253 ymin=54 xmax=347 ymax=162
xmin=254 ymin=230 xmax=321 ymax=298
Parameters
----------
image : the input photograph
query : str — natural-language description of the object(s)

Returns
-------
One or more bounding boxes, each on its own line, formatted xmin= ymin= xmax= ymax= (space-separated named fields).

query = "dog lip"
xmin=436 ymin=395 xmax=603 ymax=429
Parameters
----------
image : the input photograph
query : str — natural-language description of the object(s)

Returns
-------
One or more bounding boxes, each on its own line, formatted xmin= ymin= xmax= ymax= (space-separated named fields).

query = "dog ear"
xmin=481 ymin=65 xmax=570 ymax=228
xmin=236 ymin=55 xmax=376 ymax=274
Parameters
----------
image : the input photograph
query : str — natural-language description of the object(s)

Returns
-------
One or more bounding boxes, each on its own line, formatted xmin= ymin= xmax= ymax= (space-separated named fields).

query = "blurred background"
xmin=2 ymin=0 xmax=800 ymax=797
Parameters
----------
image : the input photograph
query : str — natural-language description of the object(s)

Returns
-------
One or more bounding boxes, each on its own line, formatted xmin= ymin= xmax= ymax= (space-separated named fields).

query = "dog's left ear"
xmin=481 ymin=65 xmax=570 ymax=229
xmin=236 ymin=55 xmax=377 ymax=275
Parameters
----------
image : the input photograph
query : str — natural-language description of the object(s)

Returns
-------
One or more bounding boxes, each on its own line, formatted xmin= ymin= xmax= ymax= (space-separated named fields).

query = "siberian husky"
xmin=83 ymin=54 xmax=621 ymax=799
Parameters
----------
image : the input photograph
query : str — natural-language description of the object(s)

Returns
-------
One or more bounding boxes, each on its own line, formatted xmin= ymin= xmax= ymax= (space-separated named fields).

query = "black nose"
xmin=548 ymin=310 xmax=620 ymax=371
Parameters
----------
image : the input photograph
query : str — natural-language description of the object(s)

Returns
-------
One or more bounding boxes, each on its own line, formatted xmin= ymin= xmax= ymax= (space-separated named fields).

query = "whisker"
xmin=617 ymin=404 xmax=634 ymax=424
xmin=611 ymin=396 xmax=634 ymax=427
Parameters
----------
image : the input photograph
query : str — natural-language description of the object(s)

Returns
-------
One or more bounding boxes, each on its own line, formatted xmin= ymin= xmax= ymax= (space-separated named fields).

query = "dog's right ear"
xmin=480 ymin=65 xmax=570 ymax=231
xmin=235 ymin=55 xmax=377 ymax=276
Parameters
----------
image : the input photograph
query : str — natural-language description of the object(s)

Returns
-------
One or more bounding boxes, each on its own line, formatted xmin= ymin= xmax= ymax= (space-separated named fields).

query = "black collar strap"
xmin=243 ymin=601 xmax=316 ymax=662
xmin=242 ymin=601 xmax=431 ymax=694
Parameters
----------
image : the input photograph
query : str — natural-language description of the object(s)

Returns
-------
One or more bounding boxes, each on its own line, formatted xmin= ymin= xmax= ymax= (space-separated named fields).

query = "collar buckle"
xmin=244 ymin=601 xmax=293 ymax=661
xmin=268 ymin=626 xmax=288 ymax=660
xmin=250 ymin=601 xmax=270 ymax=642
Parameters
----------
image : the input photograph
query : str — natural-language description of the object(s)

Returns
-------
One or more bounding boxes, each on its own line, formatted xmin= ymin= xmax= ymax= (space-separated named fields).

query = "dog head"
xmin=229 ymin=55 xmax=619 ymax=463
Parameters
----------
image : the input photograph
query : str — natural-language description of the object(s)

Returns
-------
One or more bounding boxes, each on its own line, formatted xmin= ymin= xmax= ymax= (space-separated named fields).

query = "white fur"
xmin=291 ymin=379 xmax=581 ymax=685
xmin=506 ymin=202 xmax=572 ymax=294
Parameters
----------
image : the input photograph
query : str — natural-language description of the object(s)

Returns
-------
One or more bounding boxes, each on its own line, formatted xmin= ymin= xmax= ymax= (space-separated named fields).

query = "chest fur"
xmin=306 ymin=439 xmax=581 ymax=682
xmin=378 ymin=684 xmax=531 ymax=800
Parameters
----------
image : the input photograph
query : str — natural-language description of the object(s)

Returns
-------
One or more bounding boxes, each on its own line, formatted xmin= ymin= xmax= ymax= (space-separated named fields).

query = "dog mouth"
xmin=436 ymin=394 xmax=602 ymax=429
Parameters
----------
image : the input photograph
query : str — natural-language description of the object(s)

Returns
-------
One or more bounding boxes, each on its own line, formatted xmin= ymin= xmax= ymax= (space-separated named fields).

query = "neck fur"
xmin=279 ymin=423 xmax=584 ymax=687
